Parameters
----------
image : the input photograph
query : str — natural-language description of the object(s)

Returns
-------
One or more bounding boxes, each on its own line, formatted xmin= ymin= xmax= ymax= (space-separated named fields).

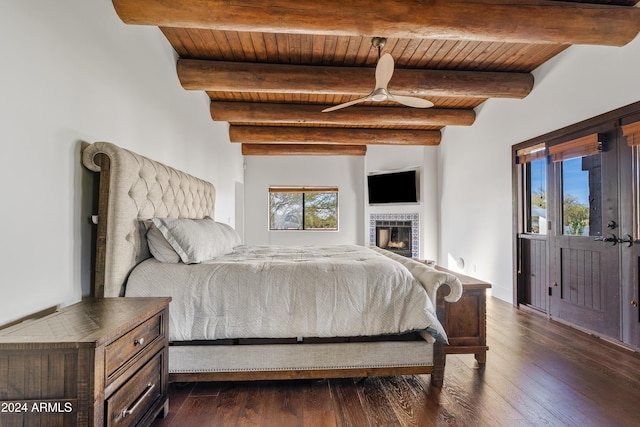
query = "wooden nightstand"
xmin=435 ymin=266 xmax=491 ymax=364
xmin=0 ymin=297 xmax=170 ymax=426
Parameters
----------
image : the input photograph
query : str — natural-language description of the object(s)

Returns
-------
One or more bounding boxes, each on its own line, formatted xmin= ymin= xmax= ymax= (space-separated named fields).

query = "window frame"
xmin=516 ymin=143 xmax=548 ymax=235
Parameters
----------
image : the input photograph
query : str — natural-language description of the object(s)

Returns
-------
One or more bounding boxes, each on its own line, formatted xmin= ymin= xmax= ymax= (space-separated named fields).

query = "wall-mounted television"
xmin=367 ymin=169 xmax=419 ymax=204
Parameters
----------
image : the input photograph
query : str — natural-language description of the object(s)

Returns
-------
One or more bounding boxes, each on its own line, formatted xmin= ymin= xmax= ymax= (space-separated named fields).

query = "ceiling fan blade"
xmin=321 ymin=96 xmax=370 ymax=112
xmin=390 ymin=94 xmax=434 ymax=109
xmin=375 ymin=53 xmax=394 ymax=90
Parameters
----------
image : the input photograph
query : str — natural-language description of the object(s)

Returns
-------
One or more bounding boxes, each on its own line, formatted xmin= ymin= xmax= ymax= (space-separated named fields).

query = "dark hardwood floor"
xmin=152 ymin=297 xmax=640 ymax=426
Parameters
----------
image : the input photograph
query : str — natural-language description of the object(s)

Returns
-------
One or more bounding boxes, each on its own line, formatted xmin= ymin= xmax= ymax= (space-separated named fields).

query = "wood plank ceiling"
xmin=112 ymin=0 xmax=640 ymax=155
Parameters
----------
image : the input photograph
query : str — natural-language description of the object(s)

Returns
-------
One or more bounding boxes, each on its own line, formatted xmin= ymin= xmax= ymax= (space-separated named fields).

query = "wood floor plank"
xmin=440 ymin=356 xmax=525 ymax=426
xmin=171 ymin=396 xmax=229 ymax=427
xmin=302 ymin=380 xmax=336 ymax=427
xmin=359 ymin=377 xmax=408 ymax=427
xmin=476 ymin=333 xmax=594 ymax=427
xmin=152 ymin=382 xmax=195 ymax=427
xmin=404 ymin=375 xmax=459 ymax=426
xmin=378 ymin=375 xmax=437 ymax=427
xmin=329 ymin=378 xmax=374 ymax=426
xmin=267 ymin=380 xmax=305 ymax=427
xmin=235 ymin=382 xmax=278 ymax=427
xmin=153 ymin=297 xmax=640 ymax=427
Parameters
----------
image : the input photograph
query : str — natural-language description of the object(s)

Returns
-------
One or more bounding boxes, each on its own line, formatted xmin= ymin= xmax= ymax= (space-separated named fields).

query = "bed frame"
xmin=82 ymin=141 xmax=461 ymax=387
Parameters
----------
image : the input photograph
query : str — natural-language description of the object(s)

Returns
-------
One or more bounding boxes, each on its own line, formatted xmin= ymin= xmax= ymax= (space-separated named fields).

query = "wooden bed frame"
xmin=82 ymin=141 xmax=462 ymax=387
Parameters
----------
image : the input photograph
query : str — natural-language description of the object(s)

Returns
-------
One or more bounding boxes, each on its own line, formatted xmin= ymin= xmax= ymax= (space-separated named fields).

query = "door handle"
xmin=594 ymin=233 xmax=633 ymax=247
xmin=617 ymin=234 xmax=633 ymax=247
xmin=594 ymin=234 xmax=618 ymax=245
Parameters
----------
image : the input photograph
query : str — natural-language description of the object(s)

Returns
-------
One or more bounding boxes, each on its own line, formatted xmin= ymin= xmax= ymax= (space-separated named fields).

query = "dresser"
xmin=0 ymin=297 xmax=170 ymax=427
xmin=436 ymin=266 xmax=491 ymax=364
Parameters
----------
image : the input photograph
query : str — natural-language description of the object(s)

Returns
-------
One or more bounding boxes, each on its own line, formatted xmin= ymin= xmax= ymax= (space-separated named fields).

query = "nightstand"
xmin=0 ymin=297 xmax=170 ymax=426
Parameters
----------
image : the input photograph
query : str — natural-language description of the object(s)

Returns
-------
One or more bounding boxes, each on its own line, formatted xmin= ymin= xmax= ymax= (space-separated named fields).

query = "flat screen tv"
xmin=367 ymin=169 xmax=419 ymax=204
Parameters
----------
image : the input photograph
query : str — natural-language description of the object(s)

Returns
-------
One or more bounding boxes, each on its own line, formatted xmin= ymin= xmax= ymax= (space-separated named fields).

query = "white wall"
xmin=243 ymin=156 xmax=364 ymax=245
xmin=0 ymin=1 xmax=243 ymax=325
xmin=438 ymin=35 xmax=640 ymax=302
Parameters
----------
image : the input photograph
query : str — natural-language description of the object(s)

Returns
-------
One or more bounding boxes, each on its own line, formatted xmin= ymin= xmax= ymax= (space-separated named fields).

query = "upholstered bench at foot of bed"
xmin=168 ymin=340 xmax=443 ymax=383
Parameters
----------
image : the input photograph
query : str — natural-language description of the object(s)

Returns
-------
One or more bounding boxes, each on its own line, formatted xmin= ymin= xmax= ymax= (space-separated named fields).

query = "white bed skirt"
xmin=169 ymin=340 xmax=435 ymax=374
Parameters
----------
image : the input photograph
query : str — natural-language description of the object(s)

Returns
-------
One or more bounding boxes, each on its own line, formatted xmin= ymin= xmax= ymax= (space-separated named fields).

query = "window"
xmin=269 ymin=187 xmax=338 ymax=230
xmin=548 ymin=134 xmax=602 ymax=237
xmin=561 ymin=155 xmax=601 ymax=236
xmin=516 ymin=142 xmax=547 ymax=235
xmin=527 ymin=158 xmax=547 ymax=234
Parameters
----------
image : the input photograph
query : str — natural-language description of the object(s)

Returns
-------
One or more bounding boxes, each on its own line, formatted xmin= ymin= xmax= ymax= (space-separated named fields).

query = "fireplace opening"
xmin=375 ymin=220 xmax=412 ymax=257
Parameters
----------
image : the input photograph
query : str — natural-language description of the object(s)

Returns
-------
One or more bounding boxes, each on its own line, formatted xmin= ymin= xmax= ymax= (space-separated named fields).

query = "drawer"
xmin=105 ymin=351 xmax=163 ymax=427
xmin=106 ymin=312 xmax=162 ymax=380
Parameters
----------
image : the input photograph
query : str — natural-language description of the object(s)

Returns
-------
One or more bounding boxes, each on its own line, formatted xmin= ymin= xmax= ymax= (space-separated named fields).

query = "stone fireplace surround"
xmin=369 ymin=213 xmax=419 ymax=258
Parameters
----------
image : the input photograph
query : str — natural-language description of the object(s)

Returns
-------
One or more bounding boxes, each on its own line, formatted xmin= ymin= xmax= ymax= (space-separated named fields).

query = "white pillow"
xmin=145 ymin=223 xmax=181 ymax=263
xmin=216 ymin=221 xmax=242 ymax=248
xmin=150 ymin=217 xmax=240 ymax=264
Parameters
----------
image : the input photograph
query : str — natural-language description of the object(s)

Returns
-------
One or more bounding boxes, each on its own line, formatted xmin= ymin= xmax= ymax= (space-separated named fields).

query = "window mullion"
xmin=301 ymin=193 xmax=306 ymax=230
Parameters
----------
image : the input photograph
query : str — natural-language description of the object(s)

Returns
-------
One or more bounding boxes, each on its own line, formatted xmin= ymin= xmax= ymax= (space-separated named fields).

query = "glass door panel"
xmin=561 ymin=155 xmax=601 ymax=237
xmin=528 ymin=158 xmax=547 ymax=235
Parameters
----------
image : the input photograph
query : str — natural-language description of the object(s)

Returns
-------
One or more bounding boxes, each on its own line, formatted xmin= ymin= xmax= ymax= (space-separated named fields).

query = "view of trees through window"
xmin=269 ymin=188 xmax=338 ymax=230
xmin=562 ymin=155 xmax=601 ymax=236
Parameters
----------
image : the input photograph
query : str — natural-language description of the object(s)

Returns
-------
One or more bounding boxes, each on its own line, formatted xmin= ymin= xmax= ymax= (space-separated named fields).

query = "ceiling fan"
xmin=322 ymin=37 xmax=434 ymax=113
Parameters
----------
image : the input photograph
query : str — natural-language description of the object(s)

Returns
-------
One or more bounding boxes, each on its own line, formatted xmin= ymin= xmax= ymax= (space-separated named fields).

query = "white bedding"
xmin=125 ymin=245 xmax=454 ymax=343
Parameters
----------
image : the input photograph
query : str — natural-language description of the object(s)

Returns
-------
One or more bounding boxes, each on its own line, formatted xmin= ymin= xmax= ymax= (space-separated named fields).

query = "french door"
xmin=620 ymin=116 xmax=640 ymax=349
xmin=548 ymin=129 xmax=621 ymax=339
xmin=515 ymin=103 xmax=640 ymax=350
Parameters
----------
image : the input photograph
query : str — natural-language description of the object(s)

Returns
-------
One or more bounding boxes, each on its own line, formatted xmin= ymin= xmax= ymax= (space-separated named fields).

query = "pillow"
xmin=150 ymin=217 xmax=240 ymax=264
xmin=216 ymin=221 xmax=242 ymax=248
xmin=145 ymin=222 xmax=181 ymax=263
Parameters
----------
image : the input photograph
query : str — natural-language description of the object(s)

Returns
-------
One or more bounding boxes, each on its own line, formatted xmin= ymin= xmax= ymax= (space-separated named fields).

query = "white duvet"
xmin=125 ymin=245 xmax=456 ymax=343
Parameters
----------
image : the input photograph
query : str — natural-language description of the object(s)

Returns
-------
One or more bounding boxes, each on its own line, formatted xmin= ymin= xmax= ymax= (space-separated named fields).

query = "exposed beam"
xmin=229 ymin=126 xmax=441 ymax=146
xmin=242 ymin=144 xmax=366 ymax=156
xmin=179 ymin=59 xmax=533 ymax=99
xmin=211 ymin=102 xmax=475 ymax=127
xmin=113 ymin=0 xmax=640 ymax=46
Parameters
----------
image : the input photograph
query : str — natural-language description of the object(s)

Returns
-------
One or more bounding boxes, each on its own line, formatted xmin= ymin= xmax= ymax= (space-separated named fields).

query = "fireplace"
xmin=369 ymin=213 xmax=419 ymax=258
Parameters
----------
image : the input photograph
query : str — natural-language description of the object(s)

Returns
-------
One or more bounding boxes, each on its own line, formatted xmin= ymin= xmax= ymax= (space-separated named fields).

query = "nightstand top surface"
xmin=0 ymin=297 xmax=170 ymax=346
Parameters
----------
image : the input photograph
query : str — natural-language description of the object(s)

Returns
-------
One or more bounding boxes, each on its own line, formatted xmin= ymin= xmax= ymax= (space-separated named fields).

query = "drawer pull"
xmin=122 ymin=383 xmax=155 ymax=418
xmin=134 ymin=337 xmax=145 ymax=346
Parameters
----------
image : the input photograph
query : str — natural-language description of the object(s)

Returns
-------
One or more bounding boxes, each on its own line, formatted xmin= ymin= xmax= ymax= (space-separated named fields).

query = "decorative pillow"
xmin=150 ymin=217 xmax=240 ymax=264
xmin=145 ymin=222 xmax=181 ymax=263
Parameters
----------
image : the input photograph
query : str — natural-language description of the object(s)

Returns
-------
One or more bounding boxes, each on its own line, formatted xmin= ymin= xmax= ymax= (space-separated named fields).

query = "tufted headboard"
xmin=82 ymin=142 xmax=216 ymax=297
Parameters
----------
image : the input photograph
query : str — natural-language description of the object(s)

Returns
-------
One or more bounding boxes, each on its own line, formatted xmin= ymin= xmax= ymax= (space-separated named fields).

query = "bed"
xmin=82 ymin=141 xmax=462 ymax=387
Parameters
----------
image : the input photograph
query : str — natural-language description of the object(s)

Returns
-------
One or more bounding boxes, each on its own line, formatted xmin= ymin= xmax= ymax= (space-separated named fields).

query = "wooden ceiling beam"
xmin=229 ymin=126 xmax=441 ymax=146
xmin=242 ymin=144 xmax=367 ymax=156
xmin=113 ymin=0 xmax=640 ymax=46
xmin=211 ymin=101 xmax=475 ymax=127
xmin=179 ymin=59 xmax=533 ymax=99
